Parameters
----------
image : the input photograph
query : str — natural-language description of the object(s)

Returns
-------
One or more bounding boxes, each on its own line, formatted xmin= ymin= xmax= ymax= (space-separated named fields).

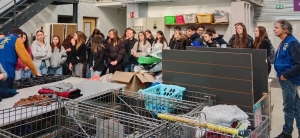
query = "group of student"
xmin=0 ymin=22 xmax=275 ymax=88
xmin=1 ymin=19 xmax=300 ymax=138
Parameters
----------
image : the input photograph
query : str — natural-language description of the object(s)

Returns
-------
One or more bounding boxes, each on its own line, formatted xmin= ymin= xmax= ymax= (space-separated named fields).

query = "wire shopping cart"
xmin=0 ymin=88 xmax=216 ymax=138
xmin=77 ymin=89 xmax=216 ymax=118
xmin=153 ymin=109 xmax=270 ymax=138
xmin=0 ymin=96 xmax=167 ymax=138
xmin=74 ymin=89 xmax=216 ymax=137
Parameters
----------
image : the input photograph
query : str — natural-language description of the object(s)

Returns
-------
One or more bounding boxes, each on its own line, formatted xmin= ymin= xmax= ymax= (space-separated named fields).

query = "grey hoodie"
xmin=43 ymin=82 xmax=75 ymax=92
xmin=50 ymin=47 xmax=68 ymax=68
xmin=31 ymin=40 xmax=52 ymax=68
xmin=0 ymin=64 xmax=7 ymax=81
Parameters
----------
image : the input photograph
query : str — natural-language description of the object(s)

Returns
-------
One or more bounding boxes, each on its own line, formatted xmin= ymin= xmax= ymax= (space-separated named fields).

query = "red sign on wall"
xmin=130 ymin=12 xmax=134 ymax=18
xmin=294 ymin=0 xmax=300 ymax=11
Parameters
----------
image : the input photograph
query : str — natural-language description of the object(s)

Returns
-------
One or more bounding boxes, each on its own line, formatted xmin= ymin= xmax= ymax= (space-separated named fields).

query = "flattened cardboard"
xmin=111 ymin=71 xmax=155 ymax=93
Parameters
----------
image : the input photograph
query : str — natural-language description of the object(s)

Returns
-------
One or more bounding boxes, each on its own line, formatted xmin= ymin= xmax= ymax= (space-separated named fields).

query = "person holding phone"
xmin=69 ymin=31 xmax=87 ymax=78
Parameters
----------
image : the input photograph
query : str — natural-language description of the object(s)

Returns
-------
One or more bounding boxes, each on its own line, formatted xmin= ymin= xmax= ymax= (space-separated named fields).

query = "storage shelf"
xmin=165 ymin=22 xmax=229 ymax=26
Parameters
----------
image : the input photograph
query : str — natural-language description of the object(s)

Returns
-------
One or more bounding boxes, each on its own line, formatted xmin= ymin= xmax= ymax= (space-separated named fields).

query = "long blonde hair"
xmin=108 ymin=29 xmax=120 ymax=46
xmin=173 ymin=30 xmax=186 ymax=41
xmin=75 ymin=31 xmax=87 ymax=49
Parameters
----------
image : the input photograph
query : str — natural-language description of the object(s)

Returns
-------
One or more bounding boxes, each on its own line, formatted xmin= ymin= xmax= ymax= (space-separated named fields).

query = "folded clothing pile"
xmin=13 ymin=74 xmax=71 ymax=89
xmin=14 ymin=95 xmax=51 ymax=107
xmin=38 ymin=82 xmax=82 ymax=99
xmin=0 ymin=88 xmax=19 ymax=102
xmin=193 ymin=105 xmax=250 ymax=138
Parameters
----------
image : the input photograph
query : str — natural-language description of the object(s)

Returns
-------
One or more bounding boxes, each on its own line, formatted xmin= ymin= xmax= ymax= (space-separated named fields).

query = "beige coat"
xmin=131 ymin=41 xmax=151 ymax=57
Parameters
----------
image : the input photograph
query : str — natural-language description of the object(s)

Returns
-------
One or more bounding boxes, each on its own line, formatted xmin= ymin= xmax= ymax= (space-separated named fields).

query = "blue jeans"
xmin=37 ymin=62 xmax=48 ymax=75
xmin=279 ymin=79 xmax=300 ymax=135
xmin=90 ymin=71 xmax=102 ymax=77
xmin=15 ymin=69 xmax=24 ymax=80
xmin=48 ymin=66 xmax=63 ymax=75
xmin=124 ymin=62 xmax=138 ymax=72
xmin=86 ymin=64 xmax=91 ymax=78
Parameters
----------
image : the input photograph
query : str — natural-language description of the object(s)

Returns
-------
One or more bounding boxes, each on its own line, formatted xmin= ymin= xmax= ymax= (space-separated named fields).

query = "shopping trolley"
xmin=74 ymin=89 xmax=216 ymax=137
xmin=153 ymin=109 xmax=270 ymax=138
xmin=0 ymin=96 xmax=167 ymax=138
xmin=77 ymin=89 xmax=216 ymax=118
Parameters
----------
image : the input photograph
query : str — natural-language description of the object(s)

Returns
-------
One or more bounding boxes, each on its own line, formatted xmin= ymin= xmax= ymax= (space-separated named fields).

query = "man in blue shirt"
xmin=274 ymin=19 xmax=300 ymax=138
xmin=186 ymin=25 xmax=204 ymax=47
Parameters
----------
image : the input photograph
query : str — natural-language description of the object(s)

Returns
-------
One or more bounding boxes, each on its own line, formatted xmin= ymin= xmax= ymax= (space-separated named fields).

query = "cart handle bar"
xmin=153 ymin=113 xmax=250 ymax=137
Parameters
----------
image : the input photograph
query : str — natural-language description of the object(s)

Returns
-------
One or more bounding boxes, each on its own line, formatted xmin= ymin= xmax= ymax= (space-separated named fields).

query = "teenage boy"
xmin=186 ymin=25 xmax=204 ymax=46
xmin=206 ymin=27 xmax=227 ymax=48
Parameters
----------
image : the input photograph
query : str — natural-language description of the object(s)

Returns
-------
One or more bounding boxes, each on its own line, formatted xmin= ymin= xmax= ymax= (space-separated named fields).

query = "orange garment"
xmin=14 ymin=38 xmax=38 ymax=75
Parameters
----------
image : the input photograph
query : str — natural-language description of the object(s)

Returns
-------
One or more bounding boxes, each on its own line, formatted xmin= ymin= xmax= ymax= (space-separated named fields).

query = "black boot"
xmin=275 ymin=132 xmax=292 ymax=138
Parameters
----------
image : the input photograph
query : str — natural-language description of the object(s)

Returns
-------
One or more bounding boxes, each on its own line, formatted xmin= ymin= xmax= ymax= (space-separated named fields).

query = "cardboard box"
xmin=111 ymin=71 xmax=155 ymax=92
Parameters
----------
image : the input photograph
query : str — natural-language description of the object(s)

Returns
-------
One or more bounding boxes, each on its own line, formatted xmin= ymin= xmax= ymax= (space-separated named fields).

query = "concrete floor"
xmin=270 ymin=79 xmax=298 ymax=138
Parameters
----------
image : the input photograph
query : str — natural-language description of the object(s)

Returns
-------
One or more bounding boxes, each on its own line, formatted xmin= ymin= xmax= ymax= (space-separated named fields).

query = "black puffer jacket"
xmin=124 ymin=38 xmax=138 ymax=63
xmin=86 ymin=33 xmax=105 ymax=63
xmin=213 ymin=34 xmax=227 ymax=47
xmin=171 ymin=39 xmax=186 ymax=50
xmin=105 ymin=40 xmax=125 ymax=63
xmin=89 ymin=49 xmax=106 ymax=72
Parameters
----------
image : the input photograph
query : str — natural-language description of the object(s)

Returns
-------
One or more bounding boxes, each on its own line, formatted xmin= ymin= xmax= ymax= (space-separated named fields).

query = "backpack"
xmin=266 ymin=39 xmax=275 ymax=64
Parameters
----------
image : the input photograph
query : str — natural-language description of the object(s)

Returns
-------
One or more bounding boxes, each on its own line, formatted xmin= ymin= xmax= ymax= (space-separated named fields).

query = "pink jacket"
xmin=16 ymin=46 xmax=32 ymax=71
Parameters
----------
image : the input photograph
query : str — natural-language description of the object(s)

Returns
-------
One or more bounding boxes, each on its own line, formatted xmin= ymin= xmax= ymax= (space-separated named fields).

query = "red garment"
xmin=16 ymin=46 xmax=32 ymax=70
xmin=38 ymin=88 xmax=82 ymax=99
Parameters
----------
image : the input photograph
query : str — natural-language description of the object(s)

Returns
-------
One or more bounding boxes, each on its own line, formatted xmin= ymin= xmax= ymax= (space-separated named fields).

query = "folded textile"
xmin=42 ymin=82 xmax=74 ymax=92
xmin=14 ymin=95 xmax=51 ymax=107
xmin=200 ymin=105 xmax=249 ymax=125
xmin=0 ymin=88 xmax=19 ymax=102
xmin=38 ymin=88 xmax=82 ymax=99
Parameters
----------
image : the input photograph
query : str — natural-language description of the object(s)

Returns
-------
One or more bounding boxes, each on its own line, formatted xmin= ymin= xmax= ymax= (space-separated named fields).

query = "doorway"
xmin=83 ymin=17 xmax=96 ymax=37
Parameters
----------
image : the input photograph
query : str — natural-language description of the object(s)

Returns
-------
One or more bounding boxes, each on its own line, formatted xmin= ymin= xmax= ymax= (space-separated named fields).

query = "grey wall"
xmin=126 ymin=3 xmax=148 ymax=27
xmin=255 ymin=0 xmax=300 ymax=21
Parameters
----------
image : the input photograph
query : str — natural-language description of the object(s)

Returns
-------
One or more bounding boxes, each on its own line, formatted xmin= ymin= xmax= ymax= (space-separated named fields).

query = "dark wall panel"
xmin=162 ymin=50 xmax=252 ymax=67
xmin=185 ymin=47 xmax=268 ymax=103
xmin=167 ymin=81 xmax=254 ymax=107
xmin=163 ymin=61 xmax=252 ymax=80
xmin=162 ymin=50 xmax=255 ymax=109
xmin=163 ymin=71 xmax=253 ymax=94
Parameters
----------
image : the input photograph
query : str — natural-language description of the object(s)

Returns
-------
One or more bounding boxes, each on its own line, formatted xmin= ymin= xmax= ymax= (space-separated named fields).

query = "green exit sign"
xmin=276 ymin=4 xmax=284 ymax=9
